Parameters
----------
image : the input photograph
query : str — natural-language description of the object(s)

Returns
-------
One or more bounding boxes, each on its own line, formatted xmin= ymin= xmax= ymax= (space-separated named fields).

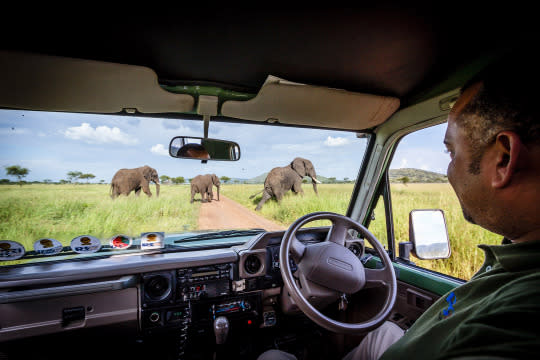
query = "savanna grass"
xmin=0 ymin=184 xmax=199 ymax=252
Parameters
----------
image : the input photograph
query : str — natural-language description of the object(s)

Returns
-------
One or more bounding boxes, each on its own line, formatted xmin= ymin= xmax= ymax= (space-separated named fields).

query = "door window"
xmin=388 ymin=123 xmax=500 ymax=280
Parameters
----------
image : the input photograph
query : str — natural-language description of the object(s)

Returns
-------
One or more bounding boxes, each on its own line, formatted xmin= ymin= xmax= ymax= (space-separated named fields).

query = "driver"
xmin=259 ymin=54 xmax=540 ymax=360
xmin=176 ymin=143 xmax=210 ymax=160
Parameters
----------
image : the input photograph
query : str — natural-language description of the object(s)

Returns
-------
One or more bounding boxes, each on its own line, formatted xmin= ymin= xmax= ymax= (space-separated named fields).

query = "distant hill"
xmin=389 ymin=168 xmax=448 ymax=183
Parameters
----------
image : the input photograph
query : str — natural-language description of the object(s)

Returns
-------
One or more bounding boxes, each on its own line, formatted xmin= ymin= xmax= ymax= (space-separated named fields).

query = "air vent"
xmin=348 ymin=243 xmax=363 ymax=257
xmin=244 ymin=254 xmax=262 ymax=274
xmin=144 ymin=274 xmax=172 ymax=301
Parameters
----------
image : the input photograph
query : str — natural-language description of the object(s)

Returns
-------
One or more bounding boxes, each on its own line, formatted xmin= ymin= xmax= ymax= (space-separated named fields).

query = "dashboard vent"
xmin=244 ymin=254 xmax=262 ymax=274
xmin=143 ymin=272 xmax=172 ymax=302
xmin=348 ymin=243 xmax=363 ymax=257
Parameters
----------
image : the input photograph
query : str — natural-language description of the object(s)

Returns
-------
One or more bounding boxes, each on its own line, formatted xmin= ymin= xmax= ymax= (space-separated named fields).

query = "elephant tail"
xmin=109 ymin=182 xmax=116 ymax=199
xmin=249 ymin=189 xmax=264 ymax=199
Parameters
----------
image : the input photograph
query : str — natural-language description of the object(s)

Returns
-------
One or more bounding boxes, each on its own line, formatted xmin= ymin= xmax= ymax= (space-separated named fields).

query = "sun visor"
xmin=221 ymin=75 xmax=400 ymax=131
xmin=0 ymin=51 xmax=194 ymax=114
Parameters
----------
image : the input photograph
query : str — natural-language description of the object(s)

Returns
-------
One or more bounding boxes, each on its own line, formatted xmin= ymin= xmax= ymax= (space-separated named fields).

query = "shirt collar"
xmin=478 ymin=238 xmax=540 ymax=272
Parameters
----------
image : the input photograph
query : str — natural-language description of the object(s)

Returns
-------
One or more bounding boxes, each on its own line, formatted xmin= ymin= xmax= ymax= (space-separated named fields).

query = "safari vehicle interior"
xmin=0 ymin=6 xmax=533 ymax=360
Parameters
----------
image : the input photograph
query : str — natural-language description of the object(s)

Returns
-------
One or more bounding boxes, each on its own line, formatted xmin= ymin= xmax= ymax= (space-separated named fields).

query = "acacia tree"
xmin=5 ymin=165 xmax=30 ymax=186
xmin=67 ymin=171 xmax=82 ymax=184
xmin=79 ymin=173 xmax=96 ymax=183
xmin=398 ymin=176 xmax=410 ymax=186
xmin=220 ymin=176 xmax=231 ymax=183
xmin=172 ymin=176 xmax=185 ymax=184
xmin=160 ymin=175 xmax=171 ymax=184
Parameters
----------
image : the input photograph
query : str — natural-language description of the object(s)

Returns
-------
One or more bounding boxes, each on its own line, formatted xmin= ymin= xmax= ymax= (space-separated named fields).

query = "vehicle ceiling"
xmin=0 ymin=6 xmax=533 ymax=122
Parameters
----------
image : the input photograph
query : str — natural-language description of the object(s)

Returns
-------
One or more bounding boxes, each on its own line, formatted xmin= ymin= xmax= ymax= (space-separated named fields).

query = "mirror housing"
xmin=409 ymin=209 xmax=451 ymax=260
xmin=169 ymin=136 xmax=241 ymax=161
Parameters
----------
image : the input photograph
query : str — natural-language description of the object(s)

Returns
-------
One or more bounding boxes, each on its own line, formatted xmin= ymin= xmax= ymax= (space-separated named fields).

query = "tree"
xmin=67 ymin=171 xmax=82 ymax=183
xmin=79 ymin=173 xmax=96 ymax=183
xmin=328 ymin=177 xmax=337 ymax=183
xmin=220 ymin=176 xmax=231 ymax=183
xmin=99 ymin=180 xmax=105 ymax=184
xmin=172 ymin=176 xmax=185 ymax=185
xmin=398 ymin=176 xmax=410 ymax=186
xmin=5 ymin=165 xmax=30 ymax=186
xmin=59 ymin=179 xmax=69 ymax=184
xmin=43 ymin=179 xmax=52 ymax=184
xmin=160 ymin=175 xmax=171 ymax=184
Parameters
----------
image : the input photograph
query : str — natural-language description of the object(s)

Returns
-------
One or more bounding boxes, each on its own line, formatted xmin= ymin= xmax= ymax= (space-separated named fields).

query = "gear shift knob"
xmin=213 ymin=316 xmax=229 ymax=344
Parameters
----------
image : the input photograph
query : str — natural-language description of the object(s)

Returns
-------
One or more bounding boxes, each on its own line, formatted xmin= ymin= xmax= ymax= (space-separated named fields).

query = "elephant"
xmin=250 ymin=157 xmax=321 ymax=211
xmin=191 ymin=174 xmax=220 ymax=203
xmin=110 ymin=165 xmax=160 ymax=198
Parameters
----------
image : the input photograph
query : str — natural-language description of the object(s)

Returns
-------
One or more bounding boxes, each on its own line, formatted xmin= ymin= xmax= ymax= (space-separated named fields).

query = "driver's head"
xmin=177 ymin=143 xmax=210 ymax=159
xmin=444 ymin=55 xmax=540 ymax=242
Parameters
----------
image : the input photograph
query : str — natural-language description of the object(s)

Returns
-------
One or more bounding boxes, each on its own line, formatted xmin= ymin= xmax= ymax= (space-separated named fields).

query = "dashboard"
xmin=0 ymin=227 xmax=365 ymax=357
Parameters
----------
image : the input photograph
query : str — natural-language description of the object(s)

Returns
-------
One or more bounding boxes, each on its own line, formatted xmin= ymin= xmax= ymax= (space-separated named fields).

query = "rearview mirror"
xmin=169 ymin=136 xmax=241 ymax=161
xmin=409 ymin=209 xmax=451 ymax=260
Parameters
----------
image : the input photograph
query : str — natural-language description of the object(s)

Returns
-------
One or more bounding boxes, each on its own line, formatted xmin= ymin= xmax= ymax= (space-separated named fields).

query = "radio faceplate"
xmin=176 ymin=263 xmax=232 ymax=301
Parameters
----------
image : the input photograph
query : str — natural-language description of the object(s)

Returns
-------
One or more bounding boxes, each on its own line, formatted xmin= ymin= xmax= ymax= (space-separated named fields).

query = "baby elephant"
xmin=191 ymin=174 xmax=220 ymax=203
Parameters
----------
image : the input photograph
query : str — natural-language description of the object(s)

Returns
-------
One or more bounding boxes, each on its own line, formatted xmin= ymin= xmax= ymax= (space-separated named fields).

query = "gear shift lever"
xmin=213 ymin=316 xmax=229 ymax=344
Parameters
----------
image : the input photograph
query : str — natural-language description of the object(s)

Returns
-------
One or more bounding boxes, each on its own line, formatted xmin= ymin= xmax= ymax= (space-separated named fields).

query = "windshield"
xmin=0 ymin=109 xmax=369 ymax=266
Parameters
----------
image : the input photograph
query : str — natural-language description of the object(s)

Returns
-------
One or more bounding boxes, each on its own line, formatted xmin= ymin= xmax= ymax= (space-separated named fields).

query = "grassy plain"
xmin=1 ymin=183 xmax=501 ymax=280
xmin=0 ymin=184 xmax=199 ymax=252
xmin=223 ymin=183 xmax=501 ymax=280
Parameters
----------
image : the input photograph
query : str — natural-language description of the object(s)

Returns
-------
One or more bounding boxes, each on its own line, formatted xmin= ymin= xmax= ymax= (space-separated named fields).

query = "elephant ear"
xmin=212 ymin=174 xmax=220 ymax=185
xmin=291 ymin=158 xmax=306 ymax=177
xmin=142 ymin=166 xmax=153 ymax=181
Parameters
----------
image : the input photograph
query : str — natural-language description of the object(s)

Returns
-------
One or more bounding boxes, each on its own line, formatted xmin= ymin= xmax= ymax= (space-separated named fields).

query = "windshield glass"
xmin=0 ymin=109 xmax=369 ymax=266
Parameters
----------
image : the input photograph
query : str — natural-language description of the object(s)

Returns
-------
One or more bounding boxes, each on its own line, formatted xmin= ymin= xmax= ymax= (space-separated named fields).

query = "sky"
xmin=0 ymin=109 xmax=450 ymax=183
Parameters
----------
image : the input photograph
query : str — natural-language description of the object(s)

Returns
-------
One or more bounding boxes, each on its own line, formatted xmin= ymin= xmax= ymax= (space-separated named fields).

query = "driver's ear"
xmin=490 ymin=131 xmax=524 ymax=188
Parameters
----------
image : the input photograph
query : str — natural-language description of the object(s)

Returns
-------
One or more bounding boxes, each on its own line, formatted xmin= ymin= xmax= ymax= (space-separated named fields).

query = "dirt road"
xmin=197 ymin=195 xmax=286 ymax=231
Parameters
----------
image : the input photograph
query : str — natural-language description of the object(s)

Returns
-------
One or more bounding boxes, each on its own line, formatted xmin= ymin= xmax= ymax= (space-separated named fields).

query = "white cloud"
xmin=151 ymin=144 xmax=169 ymax=156
xmin=399 ymin=158 xmax=408 ymax=168
xmin=63 ymin=123 xmax=138 ymax=145
xmin=324 ymin=136 xmax=350 ymax=147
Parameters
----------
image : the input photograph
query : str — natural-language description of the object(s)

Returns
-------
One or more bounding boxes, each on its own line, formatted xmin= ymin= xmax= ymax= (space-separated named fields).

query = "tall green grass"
xmin=2 ymin=183 xmax=501 ymax=280
xmin=223 ymin=183 xmax=501 ymax=280
xmin=0 ymin=184 xmax=199 ymax=251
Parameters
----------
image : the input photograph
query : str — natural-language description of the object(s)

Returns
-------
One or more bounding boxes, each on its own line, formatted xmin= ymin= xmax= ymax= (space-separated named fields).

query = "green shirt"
xmin=380 ymin=239 xmax=540 ymax=359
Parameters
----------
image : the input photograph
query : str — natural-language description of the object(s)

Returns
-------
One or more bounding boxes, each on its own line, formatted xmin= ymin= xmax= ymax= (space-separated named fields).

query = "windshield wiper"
xmin=173 ymin=229 xmax=265 ymax=243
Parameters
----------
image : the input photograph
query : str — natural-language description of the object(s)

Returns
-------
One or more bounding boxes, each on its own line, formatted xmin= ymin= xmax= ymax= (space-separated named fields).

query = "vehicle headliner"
xmin=0 ymin=6 xmax=533 ymax=115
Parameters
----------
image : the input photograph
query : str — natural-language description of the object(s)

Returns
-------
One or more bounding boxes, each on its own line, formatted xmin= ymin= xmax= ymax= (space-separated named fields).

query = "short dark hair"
xmin=456 ymin=54 xmax=539 ymax=173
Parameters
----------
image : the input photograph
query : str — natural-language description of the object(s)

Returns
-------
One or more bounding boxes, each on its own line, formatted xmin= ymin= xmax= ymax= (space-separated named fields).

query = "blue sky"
xmin=0 ymin=109 xmax=449 ymax=182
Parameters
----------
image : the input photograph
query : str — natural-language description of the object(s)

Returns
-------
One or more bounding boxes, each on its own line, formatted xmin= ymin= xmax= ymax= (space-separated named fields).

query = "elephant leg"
xmin=142 ymin=182 xmax=152 ymax=197
xmin=292 ymin=182 xmax=304 ymax=196
xmin=190 ymin=189 xmax=195 ymax=203
xmin=255 ymin=191 xmax=272 ymax=211
xmin=134 ymin=187 xmax=141 ymax=197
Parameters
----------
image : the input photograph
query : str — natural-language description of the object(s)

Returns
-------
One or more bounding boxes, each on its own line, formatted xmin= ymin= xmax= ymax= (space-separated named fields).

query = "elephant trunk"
xmin=155 ymin=178 xmax=160 ymax=197
xmin=216 ymin=185 xmax=220 ymax=201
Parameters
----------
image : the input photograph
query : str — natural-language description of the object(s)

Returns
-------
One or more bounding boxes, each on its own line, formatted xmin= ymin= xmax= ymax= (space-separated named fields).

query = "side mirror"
xmin=409 ymin=209 xmax=451 ymax=260
xmin=169 ymin=136 xmax=241 ymax=161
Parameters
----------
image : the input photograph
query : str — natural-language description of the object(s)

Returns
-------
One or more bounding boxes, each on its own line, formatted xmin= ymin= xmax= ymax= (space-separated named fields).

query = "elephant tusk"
xmin=312 ymin=177 xmax=322 ymax=184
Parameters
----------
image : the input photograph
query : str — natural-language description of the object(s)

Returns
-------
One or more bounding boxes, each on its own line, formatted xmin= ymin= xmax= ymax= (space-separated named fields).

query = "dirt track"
xmin=197 ymin=195 xmax=286 ymax=231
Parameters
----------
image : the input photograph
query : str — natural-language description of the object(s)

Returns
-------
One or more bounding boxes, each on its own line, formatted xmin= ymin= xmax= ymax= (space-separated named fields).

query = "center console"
xmin=140 ymin=263 xmax=262 ymax=358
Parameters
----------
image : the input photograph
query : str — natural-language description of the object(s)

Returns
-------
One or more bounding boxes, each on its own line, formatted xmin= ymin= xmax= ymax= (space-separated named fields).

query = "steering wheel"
xmin=280 ymin=211 xmax=396 ymax=334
